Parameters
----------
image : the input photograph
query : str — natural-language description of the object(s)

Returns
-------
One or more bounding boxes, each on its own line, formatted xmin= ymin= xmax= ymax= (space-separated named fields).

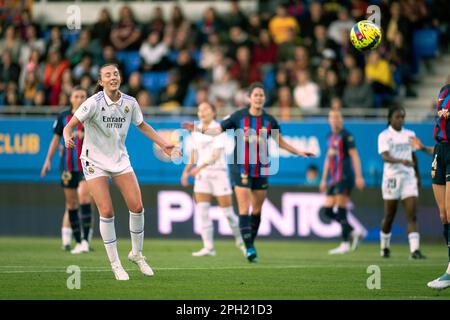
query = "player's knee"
xmin=129 ymin=204 xmax=144 ymax=214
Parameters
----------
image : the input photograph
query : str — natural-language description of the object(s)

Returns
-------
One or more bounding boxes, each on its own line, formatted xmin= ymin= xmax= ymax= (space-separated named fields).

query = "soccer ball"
xmin=349 ymin=20 xmax=382 ymax=51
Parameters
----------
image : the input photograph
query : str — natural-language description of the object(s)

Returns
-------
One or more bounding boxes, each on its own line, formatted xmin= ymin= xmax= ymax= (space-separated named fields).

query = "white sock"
xmin=380 ymin=231 xmax=391 ymax=249
xmin=446 ymin=263 xmax=450 ymax=274
xmin=99 ymin=216 xmax=119 ymax=265
xmin=408 ymin=232 xmax=420 ymax=253
xmin=129 ymin=210 xmax=145 ymax=255
xmin=221 ymin=206 xmax=243 ymax=246
xmin=62 ymin=227 xmax=72 ymax=246
xmin=196 ymin=202 xmax=213 ymax=250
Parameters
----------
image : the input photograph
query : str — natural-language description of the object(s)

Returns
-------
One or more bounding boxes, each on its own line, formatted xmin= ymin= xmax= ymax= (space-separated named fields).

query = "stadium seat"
xmin=115 ymin=50 xmax=141 ymax=78
xmin=412 ymin=28 xmax=439 ymax=74
xmin=263 ymin=69 xmax=276 ymax=94
xmin=142 ymin=71 xmax=169 ymax=96
xmin=182 ymin=85 xmax=197 ymax=107
xmin=61 ymin=30 xmax=80 ymax=45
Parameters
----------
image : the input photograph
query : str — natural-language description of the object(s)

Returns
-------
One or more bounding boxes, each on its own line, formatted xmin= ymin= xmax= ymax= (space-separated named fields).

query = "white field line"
xmin=0 ymin=263 xmax=445 ymax=274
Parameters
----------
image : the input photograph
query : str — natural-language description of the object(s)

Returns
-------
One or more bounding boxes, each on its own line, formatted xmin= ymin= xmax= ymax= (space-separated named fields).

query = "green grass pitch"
xmin=0 ymin=237 xmax=449 ymax=300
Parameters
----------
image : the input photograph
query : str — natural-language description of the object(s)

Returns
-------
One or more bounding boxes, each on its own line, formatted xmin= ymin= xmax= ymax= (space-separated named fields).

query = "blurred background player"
xmin=184 ymin=82 xmax=315 ymax=262
xmin=427 ymin=83 xmax=450 ymax=290
xmin=377 ymin=105 xmax=425 ymax=259
xmin=181 ymin=101 xmax=245 ymax=257
xmin=63 ymin=64 xmax=178 ymax=280
xmin=40 ymin=86 xmax=93 ymax=254
xmin=319 ymin=109 xmax=365 ymax=255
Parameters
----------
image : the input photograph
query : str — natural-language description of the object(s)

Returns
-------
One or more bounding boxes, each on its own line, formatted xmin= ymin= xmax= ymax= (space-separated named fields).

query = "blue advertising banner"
xmin=0 ymin=117 xmax=435 ymax=186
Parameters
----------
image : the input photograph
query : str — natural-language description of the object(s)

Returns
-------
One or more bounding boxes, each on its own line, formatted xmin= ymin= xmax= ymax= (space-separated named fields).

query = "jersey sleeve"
xmin=52 ymin=114 xmax=64 ymax=136
xmin=74 ymin=97 xmax=96 ymax=123
xmin=378 ymin=132 xmax=389 ymax=154
xmin=213 ymin=132 xmax=227 ymax=150
xmin=220 ymin=112 xmax=238 ymax=131
xmin=345 ymin=132 xmax=356 ymax=149
xmin=132 ymin=100 xmax=144 ymax=126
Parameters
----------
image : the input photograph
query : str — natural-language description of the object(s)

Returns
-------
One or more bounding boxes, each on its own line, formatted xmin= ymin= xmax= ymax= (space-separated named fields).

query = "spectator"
xmin=209 ymin=68 xmax=239 ymax=108
xmin=327 ymin=8 xmax=355 ymax=46
xmin=91 ymin=8 xmax=113 ymax=47
xmin=45 ymin=27 xmax=69 ymax=58
xmin=320 ymin=69 xmax=343 ymax=108
xmin=72 ymin=53 xmax=98 ymax=81
xmin=165 ymin=5 xmax=191 ymax=45
xmin=388 ymin=32 xmax=416 ymax=97
xmin=60 ymin=69 xmax=73 ymax=98
xmin=200 ymin=32 xmax=224 ymax=73
xmin=143 ymin=6 xmax=166 ymax=38
xmin=289 ymin=45 xmax=311 ymax=72
xmin=0 ymin=51 xmax=21 ymax=97
xmin=269 ymin=4 xmax=300 ymax=45
xmin=19 ymin=48 xmax=41 ymax=92
xmin=305 ymin=164 xmax=320 ymax=186
xmin=272 ymin=85 xmax=295 ymax=120
xmin=342 ymin=68 xmax=374 ymax=108
xmin=331 ymin=96 xmax=343 ymax=110
xmin=33 ymin=88 xmax=46 ymax=106
xmin=43 ymin=49 xmax=69 ymax=106
xmin=123 ymin=71 xmax=145 ymax=97
xmin=136 ymin=89 xmax=152 ymax=111
xmin=0 ymin=26 xmax=22 ymax=63
xmin=158 ymin=69 xmax=186 ymax=110
xmin=197 ymin=7 xmax=223 ymax=46
xmin=269 ymin=67 xmax=291 ymax=104
xmin=252 ymin=29 xmax=278 ymax=68
xmin=195 ymin=87 xmax=209 ymax=106
xmin=276 ymin=27 xmax=298 ymax=66
xmin=226 ymin=25 xmax=252 ymax=60
xmin=365 ymin=51 xmax=395 ymax=108
xmin=110 ymin=6 xmax=142 ymax=51
xmin=139 ymin=31 xmax=171 ymax=71
xmin=79 ymin=74 xmax=95 ymax=95
xmin=58 ymin=91 xmax=69 ymax=107
xmin=225 ymin=0 xmax=248 ymax=30
xmin=293 ymin=69 xmax=320 ymax=112
xmin=174 ymin=49 xmax=199 ymax=94
xmin=247 ymin=13 xmax=263 ymax=44
xmin=19 ymin=25 xmax=45 ymax=68
xmin=230 ymin=46 xmax=261 ymax=88
xmin=22 ymin=71 xmax=39 ymax=106
xmin=300 ymin=1 xmax=329 ymax=47
xmin=310 ymin=24 xmax=338 ymax=67
xmin=100 ymin=45 xmax=123 ymax=71
xmin=5 ymin=84 xmax=20 ymax=106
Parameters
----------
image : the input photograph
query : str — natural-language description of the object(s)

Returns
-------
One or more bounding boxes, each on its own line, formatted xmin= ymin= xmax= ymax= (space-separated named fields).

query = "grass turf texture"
xmin=0 ymin=237 xmax=449 ymax=300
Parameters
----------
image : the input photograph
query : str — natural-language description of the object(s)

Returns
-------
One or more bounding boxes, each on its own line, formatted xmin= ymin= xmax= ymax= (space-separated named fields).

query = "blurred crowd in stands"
xmin=0 ymin=0 xmax=449 ymax=118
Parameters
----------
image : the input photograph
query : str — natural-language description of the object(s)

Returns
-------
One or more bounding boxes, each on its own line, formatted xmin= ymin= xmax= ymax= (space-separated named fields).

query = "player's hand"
xmin=410 ymin=137 xmax=424 ymax=150
xmin=163 ymin=144 xmax=182 ymax=158
xmin=189 ymin=167 xmax=201 ymax=177
xmin=356 ymin=176 xmax=365 ymax=190
xmin=182 ymin=122 xmax=195 ymax=132
xmin=298 ymin=151 xmax=316 ymax=157
xmin=181 ymin=172 xmax=190 ymax=187
xmin=65 ymin=136 xmax=74 ymax=149
xmin=40 ymin=160 xmax=51 ymax=177
xmin=319 ymin=180 xmax=327 ymax=193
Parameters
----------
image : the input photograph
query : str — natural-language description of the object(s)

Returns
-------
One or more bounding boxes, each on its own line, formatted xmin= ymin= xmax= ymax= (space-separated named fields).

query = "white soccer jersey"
xmin=378 ymin=126 xmax=416 ymax=177
xmin=191 ymin=120 xmax=228 ymax=171
xmin=74 ymin=90 xmax=144 ymax=173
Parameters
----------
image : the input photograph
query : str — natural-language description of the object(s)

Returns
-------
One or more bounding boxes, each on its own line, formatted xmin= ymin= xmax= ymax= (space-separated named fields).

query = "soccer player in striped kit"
xmin=377 ymin=105 xmax=425 ymax=259
xmin=41 ymin=86 xmax=93 ymax=254
xmin=319 ymin=109 xmax=365 ymax=255
xmin=181 ymin=102 xmax=245 ymax=257
xmin=63 ymin=64 xmax=178 ymax=280
xmin=427 ymin=83 xmax=450 ymax=290
xmin=184 ymin=82 xmax=315 ymax=262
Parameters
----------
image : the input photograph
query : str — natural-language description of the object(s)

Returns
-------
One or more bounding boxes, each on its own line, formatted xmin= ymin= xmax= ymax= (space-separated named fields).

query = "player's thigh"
xmin=211 ymin=171 xmax=233 ymax=200
xmin=112 ymin=171 xmax=143 ymax=213
xmin=77 ymin=179 xmax=91 ymax=204
xmin=234 ymin=186 xmax=252 ymax=214
xmin=63 ymin=187 xmax=78 ymax=209
xmin=250 ymin=189 xmax=267 ymax=212
xmin=215 ymin=193 xmax=232 ymax=207
xmin=195 ymin=192 xmax=212 ymax=203
xmin=87 ymin=176 xmax=113 ymax=217
xmin=432 ymin=184 xmax=447 ymax=223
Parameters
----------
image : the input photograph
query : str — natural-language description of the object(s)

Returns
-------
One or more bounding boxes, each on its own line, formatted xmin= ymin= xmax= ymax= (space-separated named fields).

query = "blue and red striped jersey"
xmin=53 ymin=108 xmax=84 ymax=172
xmin=325 ymin=129 xmax=356 ymax=184
xmin=434 ymin=84 xmax=450 ymax=143
xmin=221 ymin=108 xmax=280 ymax=178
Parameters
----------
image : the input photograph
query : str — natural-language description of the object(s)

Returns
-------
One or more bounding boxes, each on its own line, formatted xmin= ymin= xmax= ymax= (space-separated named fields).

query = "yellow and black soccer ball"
xmin=349 ymin=20 xmax=382 ymax=51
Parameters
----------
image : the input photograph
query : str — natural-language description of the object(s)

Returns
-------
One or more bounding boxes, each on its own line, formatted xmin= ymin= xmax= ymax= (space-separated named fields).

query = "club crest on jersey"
xmin=124 ymin=105 xmax=130 ymax=113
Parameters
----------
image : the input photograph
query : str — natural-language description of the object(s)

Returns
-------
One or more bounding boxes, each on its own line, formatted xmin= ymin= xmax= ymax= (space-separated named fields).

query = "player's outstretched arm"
xmin=349 ymin=148 xmax=365 ymax=190
xmin=63 ymin=116 xmax=80 ymax=149
xmin=40 ymin=134 xmax=60 ymax=177
xmin=278 ymin=134 xmax=316 ymax=157
xmin=380 ymin=151 xmax=414 ymax=167
xmin=411 ymin=137 xmax=434 ymax=155
xmin=137 ymin=121 xmax=181 ymax=158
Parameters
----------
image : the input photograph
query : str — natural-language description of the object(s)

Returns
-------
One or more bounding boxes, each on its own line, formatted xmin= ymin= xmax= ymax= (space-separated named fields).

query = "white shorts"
xmin=194 ymin=170 xmax=232 ymax=197
xmin=82 ymin=161 xmax=134 ymax=181
xmin=382 ymin=174 xmax=419 ymax=200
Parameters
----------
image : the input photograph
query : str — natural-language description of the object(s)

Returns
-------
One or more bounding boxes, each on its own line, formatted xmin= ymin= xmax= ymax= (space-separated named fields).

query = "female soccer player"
xmin=377 ymin=105 xmax=425 ymax=259
xmin=319 ymin=109 xmax=365 ymax=255
xmin=41 ymin=86 xmax=93 ymax=254
xmin=63 ymin=64 xmax=178 ymax=280
xmin=184 ymin=82 xmax=315 ymax=262
xmin=181 ymin=102 xmax=245 ymax=257
xmin=427 ymin=83 xmax=450 ymax=290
